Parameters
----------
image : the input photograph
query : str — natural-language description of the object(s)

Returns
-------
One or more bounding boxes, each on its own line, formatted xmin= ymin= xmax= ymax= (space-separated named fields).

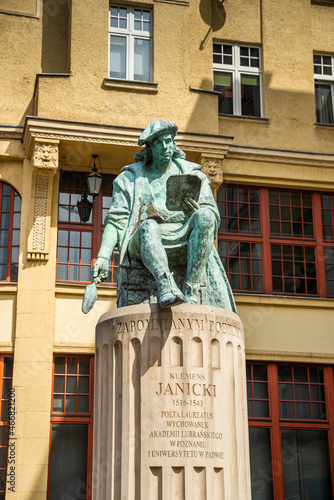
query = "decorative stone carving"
xmin=31 ymin=171 xmax=49 ymax=252
xmin=27 ymin=141 xmax=59 ymax=261
xmin=200 ymin=158 xmax=223 ymax=190
xmin=33 ymin=142 xmax=59 ymax=172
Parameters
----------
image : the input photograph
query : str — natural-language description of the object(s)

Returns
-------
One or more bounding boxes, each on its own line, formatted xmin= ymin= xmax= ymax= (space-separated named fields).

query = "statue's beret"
xmin=137 ymin=119 xmax=178 ymax=146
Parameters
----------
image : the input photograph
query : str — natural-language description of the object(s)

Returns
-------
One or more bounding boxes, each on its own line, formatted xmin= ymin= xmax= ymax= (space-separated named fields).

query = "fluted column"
xmin=93 ymin=304 xmax=251 ymax=500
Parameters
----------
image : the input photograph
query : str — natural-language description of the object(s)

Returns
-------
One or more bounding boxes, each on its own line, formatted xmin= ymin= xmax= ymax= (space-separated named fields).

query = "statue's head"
xmin=135 ymin=119 xmax=186 ymax=164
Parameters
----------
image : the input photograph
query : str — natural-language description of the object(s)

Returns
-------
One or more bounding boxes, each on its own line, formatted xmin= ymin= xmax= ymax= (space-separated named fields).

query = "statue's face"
xmin=150 ymin=133 xmax=174 ymax=163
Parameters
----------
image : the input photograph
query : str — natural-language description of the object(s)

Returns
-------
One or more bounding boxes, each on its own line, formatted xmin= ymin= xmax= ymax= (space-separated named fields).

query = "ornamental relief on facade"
xmin=201 ymin=159 xmax=223 ymax=189
xmin=33 ymin=143 xmax=59 ymax=172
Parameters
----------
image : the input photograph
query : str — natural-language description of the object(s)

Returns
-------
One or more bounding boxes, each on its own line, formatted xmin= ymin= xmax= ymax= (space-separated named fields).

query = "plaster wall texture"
xmin=1 ymin=0 xmax=334 ymax=150
xmin=93 ymin=304 xmax=251 ymax=500
xmin=55 ymin=295 xmax=117 ymax=345
xmin=0 ymin=297 xmax=14 ymax=342
xmin=239 ymin=301 xmax=334 ymax=359
xmin=0 ymin=0 xmax=37 ymax=14
xmin=0 ymin=13 xmax=41 ymax=125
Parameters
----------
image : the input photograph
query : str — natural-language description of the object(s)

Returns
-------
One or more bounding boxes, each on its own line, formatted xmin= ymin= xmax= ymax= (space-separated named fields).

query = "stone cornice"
xmin=0 ymin=125 xmax=23 ymax=140
xmin=228 ymin=144 xmax=334 ymax=168
xmin=22 ymin=116 xmax=235 ymax=157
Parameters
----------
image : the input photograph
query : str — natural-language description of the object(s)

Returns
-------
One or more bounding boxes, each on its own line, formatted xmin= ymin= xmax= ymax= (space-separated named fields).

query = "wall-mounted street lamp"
xmin=77 ymin=193 xmax=93 ymax=223
xmin=87 ymin=154 xmax=104 ymax=197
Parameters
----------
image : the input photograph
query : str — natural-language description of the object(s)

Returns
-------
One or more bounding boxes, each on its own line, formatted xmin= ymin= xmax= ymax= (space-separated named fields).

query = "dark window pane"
xmin=279 ymin=383 xmax=293 ymax=400
xmin=294 ymin=366 xmax=308 ymax=382
xmin=214 ymin=72 xmax=233 ymax=115
xmin=49 ymin=424 xmax=88 ymax=500
xmin=294 ymin=384 xmax=309 ymax=401
xmin=295 ymin=402 xmax=311 ymax=419
xmin=252 ymin=365 xmax=267 ymax=381
xmin=253 ymin=382 xmax=268 ymax=399
xmin=249 ymin=428 xmax=273 ymax=500
xmin=0 ymin=448 xmax=7 ymax=469
xmin=2 ymin=380 xmax=12 ymax=401
xmin=278 ymin=366 xmax=293 ymax=382
xmin=65 ymin=395 xmax=76 ymax=413
xmin=310 ymin=384 xmax=325 ymax=402
xmin=67 ymin=358 xmax=77 ymax=374
xmin=280 ymin=401 xmax=294 ymax=418
xmin=0 ymin=428 xmax=8 ymax=447
xmin=66 ymin=377 xmax=77 ymax=394
xmin=254 ymin=401 xmax=269 ymax=418
xmin=248 ymin=400 xmax=253 ymax=418
xmin=241 ymin=74 xmax=260 ymax=117
xmin=78 ymin=377 xmax=89 ymax=394
xmin=312 ymin=402 xmax=327 ymax=420
xmin=79 ymin=358 xmax=90 ymax=375
xmin=0 ymin=402 xmax=8 ymax=423
xmin=52 ymin=395 xmax=64 ymax=413
xmin=281 ymin=430 xmax=333 ymax=500
xmin=315 ymin=83 xmax=334 ymax=124
xmin=273 ymin=277 xmax=283 ymax=292
xmin=54 ymin=376 xmax=65 ymax=394
xmin=309 ymin=367 xmax=324 ymax=384
xmin=54 ymin=357 xmax=65 ymax=374
xmin=3 ymin=358 xmax=12 ymax=378
xmin=78 ymin=395 xmax=89 ymax=413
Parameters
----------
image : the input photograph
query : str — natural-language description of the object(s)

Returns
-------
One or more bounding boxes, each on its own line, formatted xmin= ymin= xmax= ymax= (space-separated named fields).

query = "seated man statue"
xmin=91 ymin=119 xmax=236 ymax=311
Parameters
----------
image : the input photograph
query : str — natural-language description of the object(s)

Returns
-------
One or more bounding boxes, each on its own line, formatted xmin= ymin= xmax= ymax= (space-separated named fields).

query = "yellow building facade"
xmin=0 ymin=0 xmax=334 ymax=498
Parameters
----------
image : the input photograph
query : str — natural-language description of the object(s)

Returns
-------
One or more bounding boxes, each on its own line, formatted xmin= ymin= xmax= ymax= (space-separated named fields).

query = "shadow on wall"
xmin=199 ymin=0 xmax=226 ymax=51
xmin=41 ymin=0 xmax=71 ymax=74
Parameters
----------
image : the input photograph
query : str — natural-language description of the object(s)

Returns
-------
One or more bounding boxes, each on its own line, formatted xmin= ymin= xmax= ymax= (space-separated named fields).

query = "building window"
xmin=57 ymin=171 xmax=119 ymax=284
xmin=218 ymin=185 xmax=334 ymax=297
xmin=49 ymin=356 xmax=94 ymax=500
xmin=213 ymin=43 xmax=262 ymax=117
xmin=0 ymin=182 xmax=21 ymax=282
xmin=247 ymin=362 xmax=334 ymax=499
xmin=314 ymin=53 xmax=334 ymax=124
xmin=0 ymin=356 xmax=13 ymax=498
xmin=109 ymin=5 xmax=152 ymax=82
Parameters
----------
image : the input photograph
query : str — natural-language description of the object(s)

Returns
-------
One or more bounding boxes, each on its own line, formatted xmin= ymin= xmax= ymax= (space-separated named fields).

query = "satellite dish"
xmin=199 ymin=0 xmax=226 ymax=32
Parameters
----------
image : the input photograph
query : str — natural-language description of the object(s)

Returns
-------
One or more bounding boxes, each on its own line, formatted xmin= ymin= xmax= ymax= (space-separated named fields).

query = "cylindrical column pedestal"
xmin=92 ymin=304 xmax=251 ymax=500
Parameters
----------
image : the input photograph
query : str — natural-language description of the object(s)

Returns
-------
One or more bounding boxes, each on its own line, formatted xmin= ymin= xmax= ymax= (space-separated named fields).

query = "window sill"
xmin=311 ymin=0 xmax=334 ymax=5
xmin=235 ymin=293 xmax=334 ymax=308
xmin=219 ymin=114 xmax=269 ymax=123
xmin=154 ymin=0 xmax=189 ymax=5
xmin=103 ymin=78 xmax=158 ymax=93
xmin=189 ymin=87 xmax=221 ymax=95
xmin=0 ymin=283 xmax=18 ymax=294
xmin=314 ymin=122 xmax=334 ymax=129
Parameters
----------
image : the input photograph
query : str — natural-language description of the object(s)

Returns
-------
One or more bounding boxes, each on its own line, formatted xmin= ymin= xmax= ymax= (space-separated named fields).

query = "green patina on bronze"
xmin=82 ymin=119 xmax=236 ymax=313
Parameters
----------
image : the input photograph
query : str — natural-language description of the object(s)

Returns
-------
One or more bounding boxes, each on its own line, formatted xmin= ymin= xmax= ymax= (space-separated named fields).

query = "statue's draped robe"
xmin=105 ymin=159 xmax=236 ymax=312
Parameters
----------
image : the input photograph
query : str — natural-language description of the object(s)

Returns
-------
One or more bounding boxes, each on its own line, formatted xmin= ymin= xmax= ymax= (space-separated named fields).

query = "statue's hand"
xmin=182 ymin=197 xmax=200 ymax=215
xmin=92 ymin=256 xmax=109 ymax=283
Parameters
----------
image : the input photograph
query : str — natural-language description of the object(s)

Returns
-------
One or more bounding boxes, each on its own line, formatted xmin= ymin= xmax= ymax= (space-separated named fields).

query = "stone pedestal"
xmin=92 ymin=304 xmax=251 ymax=500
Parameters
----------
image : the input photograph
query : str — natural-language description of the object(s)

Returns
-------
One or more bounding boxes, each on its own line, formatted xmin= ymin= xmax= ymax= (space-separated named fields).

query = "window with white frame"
xmin=314 ymin=53 xmax=334 ymax=124
xmin=109 ymin=5 xmax=152 ymax=82
xmin=213 ymin=43 xmax=263 ymax=117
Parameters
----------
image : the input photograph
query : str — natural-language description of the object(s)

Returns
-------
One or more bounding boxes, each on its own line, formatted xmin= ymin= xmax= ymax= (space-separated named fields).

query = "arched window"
xmin=0 ymin=182 xmax=21 ymax=282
